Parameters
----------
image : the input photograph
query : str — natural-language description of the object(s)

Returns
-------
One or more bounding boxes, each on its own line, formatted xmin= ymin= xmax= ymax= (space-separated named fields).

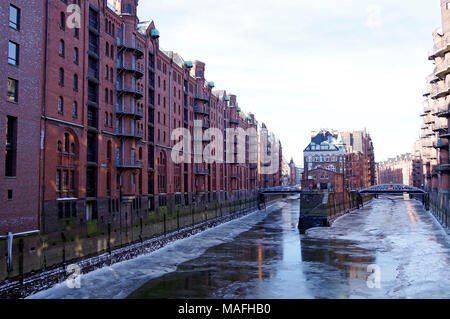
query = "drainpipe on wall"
xmin=40 ymin=0 xmax=50 ymax=233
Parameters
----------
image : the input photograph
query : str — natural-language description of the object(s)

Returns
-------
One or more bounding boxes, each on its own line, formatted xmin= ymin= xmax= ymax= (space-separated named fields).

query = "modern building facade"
xmin=0 ymin=0 xmax=283 ymax=235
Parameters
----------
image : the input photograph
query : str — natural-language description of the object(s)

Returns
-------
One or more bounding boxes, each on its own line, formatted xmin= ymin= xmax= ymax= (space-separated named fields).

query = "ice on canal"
xmin=29 ymin=196 xmax=450 ymax=299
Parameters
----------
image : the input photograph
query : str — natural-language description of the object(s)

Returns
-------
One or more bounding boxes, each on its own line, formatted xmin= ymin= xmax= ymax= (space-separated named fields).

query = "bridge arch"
xmin=358 ymin=183 xmax=427 ymax=195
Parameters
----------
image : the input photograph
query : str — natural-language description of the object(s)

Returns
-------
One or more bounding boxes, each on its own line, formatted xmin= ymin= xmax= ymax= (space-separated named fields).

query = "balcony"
xmin=229 ymin=118 xmax=239 ymax=125
xmin=194 ymin=105 xmax=208 ymax=115
xmin=88 ymin=44 xmax=99 ymax=59
xmin=116 ymin=83 xmax=144 ymax=99
xmin=117 ymin=40 xmax=144 ymax=59
xmin=430 ymin=36 xmax=450 ymax=59
xmin=438 ymin=109 xmax=450 ymax=118
xmin=115 ymin=128 xmax=144 ymax=140
xmin=433 ymin=139 xmax=448 ymax=149
xmin=431 ymin=81 xmax=450 ymax=99
xmin=433 ymin=118 xmax=448 ymax=132
xmin=116 ymin=159 xmax=143 ymax=170
xmin=435 ymin=60 xmax=450 ymax=79
xmin=424 ymin=114 xmax=435 ymax=125
xmin=437 ymin=163 xmax=450 ymax=172
xmin=194 ymin=93 xmax=209 ymax=102
xmin=87 ymin=149 xmax=97 ymax=163
xmin=116 ymin=62 xmax=144 ymax=79
xmin=432 ymin=102 xmax=448 ymax=115
xmin=116 ymin=105 xmax=144 ymax=119
xmin=88 ymin=68 xmax=99 ymax=83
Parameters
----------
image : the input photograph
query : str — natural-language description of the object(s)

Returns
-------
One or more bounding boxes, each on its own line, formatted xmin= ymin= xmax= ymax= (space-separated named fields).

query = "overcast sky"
xmin=131 ymin=0 xmax=441 ymax=166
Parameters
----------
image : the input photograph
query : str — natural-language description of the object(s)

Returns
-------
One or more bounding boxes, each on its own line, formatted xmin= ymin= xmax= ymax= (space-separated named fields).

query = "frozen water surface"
xmin=29 ymin=197 xmax=450 ymax=299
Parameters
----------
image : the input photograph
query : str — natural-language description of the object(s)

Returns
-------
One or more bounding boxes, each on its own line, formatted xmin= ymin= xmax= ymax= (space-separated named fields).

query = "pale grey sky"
xmin=131 ymin=0 xmax=441 ymax=165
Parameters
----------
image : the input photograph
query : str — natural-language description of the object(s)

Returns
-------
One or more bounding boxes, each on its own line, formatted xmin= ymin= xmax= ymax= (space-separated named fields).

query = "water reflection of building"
xmin=300 ymin=237 xmax=376 ymax=298
xmin=128 ymin=213 xmax=284 ymax=298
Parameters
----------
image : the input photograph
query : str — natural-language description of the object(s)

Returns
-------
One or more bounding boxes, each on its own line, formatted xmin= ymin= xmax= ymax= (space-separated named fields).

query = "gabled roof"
xmin=304 ymin=129 xmax=343 ymax=152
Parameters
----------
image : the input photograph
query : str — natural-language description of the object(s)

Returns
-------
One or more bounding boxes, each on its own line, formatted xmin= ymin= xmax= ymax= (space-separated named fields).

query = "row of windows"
xmin=104 ymin=18 xmax=116 ymax=37
xmin=105 ymin=42 xmax=114 ymax=59
xmin=58 ymin=68 xmax=79 ymax=92
xmin=56 ymin=169 xmax=75 ymax=192
xmin=105 ymin=65 xmax=114 ymax=82
xmin=57 ymin=97 xmax=78 ymax=118
xmin=57 ymin=133 xmax=76 ymax=154
xmin=306 ymin=155 xmax=339 ymax=163
xmin=59 ymin=40 xmax=79 ymax=64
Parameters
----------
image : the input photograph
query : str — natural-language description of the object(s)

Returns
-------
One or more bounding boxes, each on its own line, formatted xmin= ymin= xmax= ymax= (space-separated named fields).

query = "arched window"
xmin=58 ymin=96 xmax=63 ymax=114
xmin=106 ymin=42 xmax=109 ymax=57
xmin=109 ymin=113 xmax=113 ymax=127
xmin=110 ymin=67 xmax=113 ymax=81
xmin=59 ymin=68 xmax=64 ymax=86
xmin=64 ymin=133 xmax=69 ymax=152
xmin=57 ymin=141 xmax=62 ymax=152
xmin=104 ymin=112 xmax=108 ymax=126
xmin=72 ymin=101 xmax=78 ymax=118
xmin=70 ymin=143 xmax=75 ymax=154
xmin=139 ymin=147 xmax=143 ymax=161
xmin=60 ymin=12 xmax=65 ymax=30
xmin=59 ymin=40 xmax=65 ymax=57
xmin=107 ymin=140 xmax=112 ymax=161
xmin=110 ymin=44 xmax=114 ymax=60
xmin=73 ymin=74 xmax=78 ymax=91
xmin=73 ymin=47 xmax=78 ymax=64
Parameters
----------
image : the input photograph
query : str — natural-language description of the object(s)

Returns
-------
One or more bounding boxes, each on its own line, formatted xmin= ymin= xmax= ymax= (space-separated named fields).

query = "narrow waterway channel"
xmin=29 ymin=196 xmax=450 ymax=299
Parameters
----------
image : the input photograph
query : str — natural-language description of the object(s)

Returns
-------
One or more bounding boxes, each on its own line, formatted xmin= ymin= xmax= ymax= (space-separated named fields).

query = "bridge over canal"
xmin=257 ymin=184 xmax=429 ymax=232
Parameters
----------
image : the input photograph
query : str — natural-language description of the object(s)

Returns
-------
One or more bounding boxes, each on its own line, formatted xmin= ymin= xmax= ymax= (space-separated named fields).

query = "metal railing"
xmin=116 ymin=104 xmax=144 ymax=117
xmin=115 ymin=128 xmax=144 ymax=138
xmin=116 ymin=159 xmax=143 ymax=169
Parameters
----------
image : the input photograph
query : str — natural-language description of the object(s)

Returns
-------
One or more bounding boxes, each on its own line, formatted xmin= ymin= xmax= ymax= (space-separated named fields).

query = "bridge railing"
xmin=358 ymin=184 xmax=427 ymax=194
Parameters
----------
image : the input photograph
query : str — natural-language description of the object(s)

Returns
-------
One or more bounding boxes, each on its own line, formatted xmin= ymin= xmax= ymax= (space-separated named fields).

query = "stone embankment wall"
xmin=0 ymin=194 xmax=282 ymax=299
xmin=298 ymin=191 xmax=372 ymax=232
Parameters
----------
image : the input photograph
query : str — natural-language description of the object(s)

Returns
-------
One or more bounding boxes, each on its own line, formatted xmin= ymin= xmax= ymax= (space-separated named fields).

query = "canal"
xmin=29 ymin=196 xmax=450 ymax=299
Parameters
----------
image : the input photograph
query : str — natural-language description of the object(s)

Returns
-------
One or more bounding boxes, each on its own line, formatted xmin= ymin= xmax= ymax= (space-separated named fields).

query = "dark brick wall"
xmin=0 ymin=0 xmax=44 ymax=234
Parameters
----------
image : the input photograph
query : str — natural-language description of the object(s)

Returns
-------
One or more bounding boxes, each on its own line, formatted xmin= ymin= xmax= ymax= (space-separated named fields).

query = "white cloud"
xmin=135 ymin=0 xmax=441 ymax=165
xmin=366 ymin=5 xmax=382 ymax=29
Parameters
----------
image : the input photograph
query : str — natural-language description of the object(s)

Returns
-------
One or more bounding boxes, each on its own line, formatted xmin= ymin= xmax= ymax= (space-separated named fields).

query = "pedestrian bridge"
xmin=258 ymin=186 xmax=302 ymax=195
xmin=358 ymin=184 xmax=427 ymax=195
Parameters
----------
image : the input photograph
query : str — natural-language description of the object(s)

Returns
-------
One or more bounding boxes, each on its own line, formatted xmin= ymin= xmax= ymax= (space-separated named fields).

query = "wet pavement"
xmin=29 ymin=196 xmax=450 ymax=299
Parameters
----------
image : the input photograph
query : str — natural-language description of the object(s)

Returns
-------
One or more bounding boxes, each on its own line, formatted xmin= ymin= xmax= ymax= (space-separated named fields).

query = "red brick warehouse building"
xmin=0 ymin=0 xmax=45 ymax=233
xmin=0 ymin=0 xmax=283 ymax=235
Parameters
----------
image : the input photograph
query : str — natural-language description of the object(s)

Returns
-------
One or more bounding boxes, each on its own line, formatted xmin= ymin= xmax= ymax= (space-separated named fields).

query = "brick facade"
xmin=0 ymin=0 xmax=44 ymax=234
xmin=0 ymin=0 xmax=283 ymax=235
